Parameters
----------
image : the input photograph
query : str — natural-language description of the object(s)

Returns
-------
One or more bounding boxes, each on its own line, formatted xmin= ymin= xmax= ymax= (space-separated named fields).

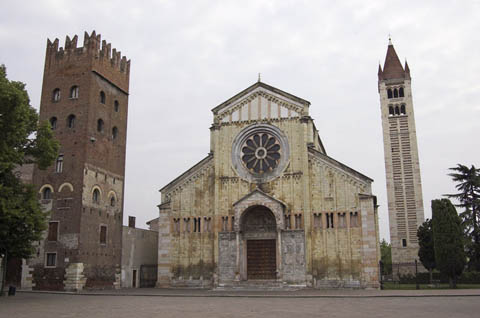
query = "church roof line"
xmin=308 ymin=148 xmax=373 ymax=183
xmin=212 ymin=81 xmax=310 ymax=115
xmin=159 ymin=154 xmax=213 ymax=193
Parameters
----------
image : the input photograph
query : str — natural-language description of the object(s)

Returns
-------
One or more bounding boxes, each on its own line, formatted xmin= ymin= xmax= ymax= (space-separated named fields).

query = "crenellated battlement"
xmin=45 ymin=30 xmax=130 ymax=92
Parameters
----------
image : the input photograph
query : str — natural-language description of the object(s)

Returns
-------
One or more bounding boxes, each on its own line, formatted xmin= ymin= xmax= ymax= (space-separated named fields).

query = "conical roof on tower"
xmin=379 ymin=40 xmax=407 ymax=80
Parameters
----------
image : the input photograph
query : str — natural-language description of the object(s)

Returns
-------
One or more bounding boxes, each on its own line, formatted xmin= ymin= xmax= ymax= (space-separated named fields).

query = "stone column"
xmin=20 ymin=259 xmax=33 ymax=290
xmin=359 ymin=194 xmax=380 ymax=289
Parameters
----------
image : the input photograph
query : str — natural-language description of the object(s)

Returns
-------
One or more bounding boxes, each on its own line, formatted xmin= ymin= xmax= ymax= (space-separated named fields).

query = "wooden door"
xmin=247 ymin=239 xmax=276 ymax=279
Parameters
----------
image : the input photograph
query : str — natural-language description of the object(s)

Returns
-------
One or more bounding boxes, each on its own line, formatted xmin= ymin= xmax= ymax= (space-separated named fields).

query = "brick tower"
xmin=378 ymin=39 xmax=424 ymax=274
xmin=30 ymin=31 xmax=130 ymax=290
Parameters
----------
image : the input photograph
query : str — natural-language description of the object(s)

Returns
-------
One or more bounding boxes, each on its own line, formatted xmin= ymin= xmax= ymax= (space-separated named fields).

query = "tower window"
xmin=42 ymin=187 xmax=52 ymax=200
xmin=100 ymin=91 xmax=106 ymax=104
xmin=393 ymin=88 xmax=399 ymax=98
xmin=52 ymin=88 xmax=61 ymax=102
xmin=400 ymin=104 xmax=406 ymax=115
xmin=97 ymin=119 xmax=104 ymax=133
xmin=394 ymin=106 xmax=400 ymax=116
xmin=112 ymin=126 xmax=118 ymax=140
xmin=110 ymin=196 xmax=116 ymax=207
xmin=48 ymin=222 xmax=59 ymax=241
xmin=387 ymin=89 xmax=393 ymax=99
xmin=399 ymin=87 xmax=404 ymax=97
xmin=402 ymin=238 xmax=407 ymax=247
xmin=55 ymin=155 xmax=64 ymax=173
xmin=67 ymin=114 xmax=76 ymax=128
xmin=114 ymin=100 xmax=119 ymax=112
xmin=70 ymin=86 xmax=79 ymax=99
xmin=100 ymin=225 xmax=107 ymax=245
xmin=50 ymin=117 xmax=57 ymax=130
xmin=388 ymin=106 xmax=394 ymax=116
xmin=92 ymin=189 xmax=100 ymax=204
xmin=45 ymin=253 xmax=57 ymax=267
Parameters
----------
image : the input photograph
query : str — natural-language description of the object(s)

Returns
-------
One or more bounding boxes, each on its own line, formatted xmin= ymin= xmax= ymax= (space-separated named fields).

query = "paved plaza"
xmin=1 ymin=290 xmax=479 ymax=318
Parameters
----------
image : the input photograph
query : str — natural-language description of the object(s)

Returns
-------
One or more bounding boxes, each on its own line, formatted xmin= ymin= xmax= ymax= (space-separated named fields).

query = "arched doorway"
xmin=241 ymin=206 xmax=277 ymax=280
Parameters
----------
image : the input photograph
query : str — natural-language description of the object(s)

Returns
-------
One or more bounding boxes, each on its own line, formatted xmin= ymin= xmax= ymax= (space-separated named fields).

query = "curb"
xmin=16 ymin=290 xmax=480 ymax=298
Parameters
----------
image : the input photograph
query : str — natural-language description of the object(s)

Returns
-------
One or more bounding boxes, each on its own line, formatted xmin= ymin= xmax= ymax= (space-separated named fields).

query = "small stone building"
xmin=157 ymin=81 xmax=380 ymax=289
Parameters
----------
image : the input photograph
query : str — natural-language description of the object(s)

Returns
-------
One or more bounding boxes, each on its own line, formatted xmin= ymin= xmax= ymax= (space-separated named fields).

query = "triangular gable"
xmin=212 ymin=82 xmax=310 ymax=124
xmin=233 ymin=188 xmax=286 ymax=207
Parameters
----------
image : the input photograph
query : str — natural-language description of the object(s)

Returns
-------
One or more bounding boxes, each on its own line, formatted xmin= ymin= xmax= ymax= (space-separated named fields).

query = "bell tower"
xmin=378 ymin=39 xmax=424 ymax=273
xmin=30 ymin=31 xmax=130 ymax=290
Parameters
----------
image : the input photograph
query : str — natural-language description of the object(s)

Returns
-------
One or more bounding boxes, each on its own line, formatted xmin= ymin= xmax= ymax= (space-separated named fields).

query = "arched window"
xmin=387 ymin=89 xmax=393 ymax=99
xmin=42 ymin=187 xmax=52 ymax=200
xmin=92 ymin=189 xmax=100 ymax=204
xmin=110 ymin=196 xmax=116 ymax=207
xmin=401 ymin=104 xmax=406 ymax=115
xmin=70 ymin=86 xmax=79 ymax=99
xmin=50 ymin=117 xmax=57 ymax=130
xmin=100 ymin=91 xmax=106 ymax=104
xmin=399 ymin=87 xmax=404 ymax=98
xmin=67 ymin=114 xmax=76 ymax=128
xmin=389 ymin=106 xmax=394 ymax=116
xmin=114 ymin=100 xmax=119 ymax=112
xmin=112 ymin=126 xmax=118 ymax=140
xmin=55 ymin=155 xmax=64 ymax=173
xmin=395 ymin=106 xmax=400 ymax=115
xmin=393 ymin=88 xmax=398 ymax=98
xmin=97 ymin=119 xmax=104 ymax=133
xmin=52 ymin=88 xmax=61 ymax=102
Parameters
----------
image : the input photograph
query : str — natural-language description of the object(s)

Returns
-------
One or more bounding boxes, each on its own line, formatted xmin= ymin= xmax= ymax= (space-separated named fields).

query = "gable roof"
xmin=233 ymin=188 xmax=286 ymax=207
xmin=212 ymin=81 xmax=310 ymax=115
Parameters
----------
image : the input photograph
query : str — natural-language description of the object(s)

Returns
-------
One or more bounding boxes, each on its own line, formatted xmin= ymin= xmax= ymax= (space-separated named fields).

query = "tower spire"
xmin=381 ymin=40 xmax=406 ymax=80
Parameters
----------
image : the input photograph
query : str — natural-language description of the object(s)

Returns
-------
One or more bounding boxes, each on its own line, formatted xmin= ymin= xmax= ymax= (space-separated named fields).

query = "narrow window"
xmin=393 ymin=88 xmax=398 ymax=98
xmin=100 ymin=225 xmax=107 ymax=244
xmin=395 ymin=106 xmax=400 ymax=115
xmin=184 ymin=218 xmax=191 ymax=233
xmin=100 ymin=91 xmax=106 ymax=104
xmin=52 ymin=88 xmax=61 ymax=102
xmin=197 ymin=218 xmax=201 ymax=233
xmin=110 ymin=196 xmax=116 ymax=207
xmin=46 ymin=253 xmax=56 ymax=267
xmin=387 ymin=89 xmax=393 ymax=99
xmin=284 ymin=214 xmax=291 ymax=230
xmin=295 ymin=214 xmax=302 ymax=229
xmin=114 ymin=100 xmax=119 ymax=112
xmin=402 ymin=238 xmax=407 ymax=247
xmin=112 ymin=127 xmax=118 ymax=140
xmin=92 ymin=189 xmax=100 ymax=204
xmin=70 ymin=86 xmax=79 ymax=99
xmin=338 ymin=213 xmax=346 ymax=228
xmin=50 ymin=117 xmax=57 ymax=130
xmin=230 ymin=216 xmax=234 ymax=231
xmin=67 ymin=114 xmax=76 ymax=128
xmin=328 ymin=213 xmax=334 ymax=228
xmin=350 ymin=212 xmax=359 ymax=227
xmin=97 ymin=119 xmax=104 ymax=133
xmin=42 ymin=187 xmax=52 ymax=200
xmin=193 ymin=218 xmax=198 ymax=232
xmin=399 ymin=87 xmax=404 ymax=97
xmin=400 ymin=104 xmax=406 ymax=115
xmin=388 ymin=106 xmax=394 ymax=116
xmin=48 ymin=222 xmax=59 ymax=241
xmin=55 ymin=155 xmax=64 ymax=173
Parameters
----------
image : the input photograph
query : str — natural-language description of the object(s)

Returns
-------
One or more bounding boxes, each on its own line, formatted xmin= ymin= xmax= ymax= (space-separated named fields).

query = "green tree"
xmin=417 ymin=218 xmax=436 ymax=283
xmin=0 ymin=65 xmax=59 ymax=295
xmin=432 ymin=199 xmax=466 ymax=288
xmin=380 ymin=239 xmax=392 ymax=275
xmin=445 ymin=164 xmax=480 ymax=271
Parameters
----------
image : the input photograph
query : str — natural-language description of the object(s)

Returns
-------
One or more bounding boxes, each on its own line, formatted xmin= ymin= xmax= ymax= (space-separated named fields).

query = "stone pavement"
xmin=1 ymin=290 xmax=479 ymax=318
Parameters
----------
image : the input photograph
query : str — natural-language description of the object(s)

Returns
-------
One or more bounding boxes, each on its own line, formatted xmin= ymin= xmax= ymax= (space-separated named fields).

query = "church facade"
xmin=156 ymin=82 xmax=380 ymax=289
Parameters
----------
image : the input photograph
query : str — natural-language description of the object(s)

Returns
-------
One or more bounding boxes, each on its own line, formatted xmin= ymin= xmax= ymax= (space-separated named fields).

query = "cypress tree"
xmin=432 ymin=199 xmax=466 ymax=288
xmin=417 ymin=219 xmax=435 ymax=283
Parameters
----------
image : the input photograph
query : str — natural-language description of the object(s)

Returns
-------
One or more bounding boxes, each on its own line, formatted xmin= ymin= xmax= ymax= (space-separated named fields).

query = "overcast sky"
xmin=1 ymin=0 xmax=479 ymax=241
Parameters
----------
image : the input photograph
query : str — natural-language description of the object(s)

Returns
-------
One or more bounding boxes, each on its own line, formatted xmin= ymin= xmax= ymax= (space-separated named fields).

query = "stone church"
xmin=156 ymin=81 xmax=380 ymax=288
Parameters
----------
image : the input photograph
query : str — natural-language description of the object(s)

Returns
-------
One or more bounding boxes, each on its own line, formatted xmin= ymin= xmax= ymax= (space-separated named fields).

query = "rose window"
xmin=241 ymin=133 xmax=281 ymax=174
